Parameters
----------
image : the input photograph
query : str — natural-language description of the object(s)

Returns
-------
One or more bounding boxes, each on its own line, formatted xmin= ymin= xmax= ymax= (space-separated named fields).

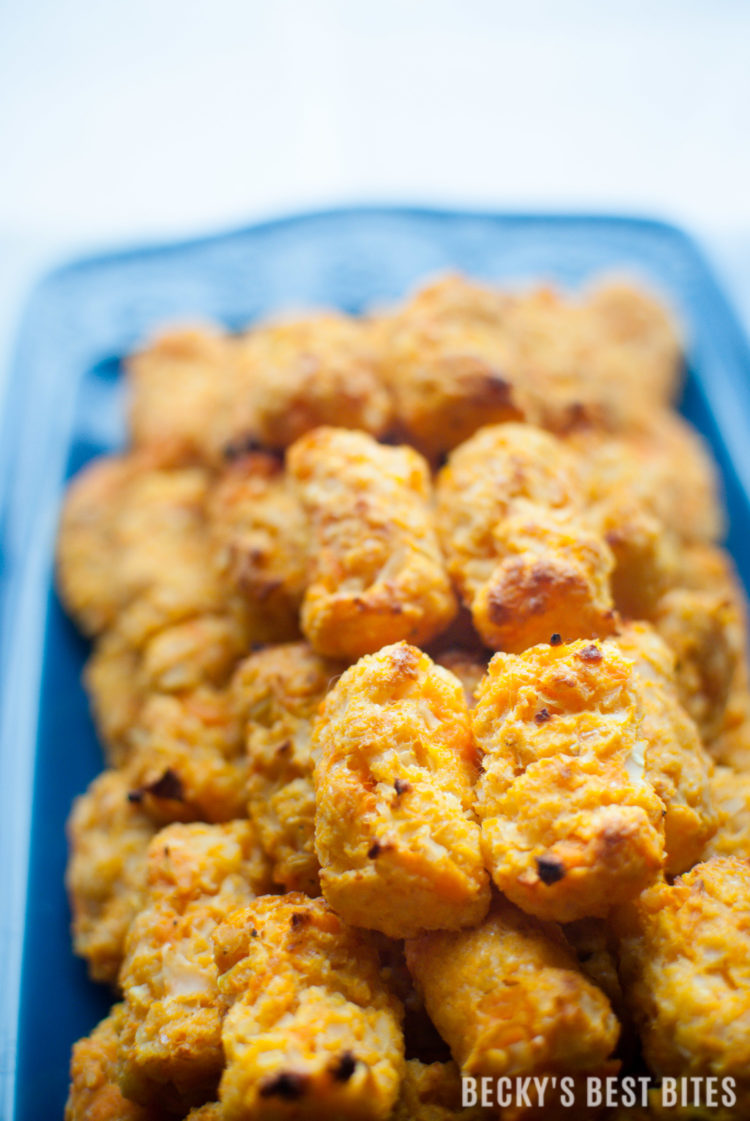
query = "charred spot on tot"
xmin=330 ymin=1051 xmax=358 ymax=1082
xmin=536 ymin=855 xmax=566 ymax=886
xmin=259 ymin=1072 xmax=309 ymax=1100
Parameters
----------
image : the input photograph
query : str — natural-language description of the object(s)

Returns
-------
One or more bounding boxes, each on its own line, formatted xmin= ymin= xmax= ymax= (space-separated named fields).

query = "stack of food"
xmin=58 ymin=275 xmax=750 ymax=1121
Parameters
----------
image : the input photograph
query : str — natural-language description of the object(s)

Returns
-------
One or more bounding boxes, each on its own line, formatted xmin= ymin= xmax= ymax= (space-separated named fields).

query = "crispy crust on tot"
xmin=57 ymin=454 xmax=229 ymax=645
xmin=86 ymin=616 xmax=249 ymax=765
xmin=704 ymin=766 xmax=750 ymax=860
xmin=381 ymin=279 xmax=524 ymax=460
xmin=124 ymin=688 xmax=248 ymax=825
xmin=128 ymin=327 xmax=238 ymax=464
xmin=653 ymin=544 xmax=747 ymax=747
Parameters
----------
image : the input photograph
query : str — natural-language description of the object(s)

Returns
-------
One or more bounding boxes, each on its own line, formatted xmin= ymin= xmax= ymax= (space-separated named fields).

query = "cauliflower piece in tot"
xmin=613 ymin=856 xmax=750 ymax=1120
xmin=65 ymin=1004 xmax=161 ymax=1121
xmin=405 ymin=898 xmax=618 ymax=1085
xmin=472 ymin=638 xmax=666 ymax=921
xmin=436 ymin=424 xmax=616 ymax=653
xmin=288 ymin=428 xmax=456 ymax=659
xmin=213 ymin=894 xmax=404 ymax=1121
xmin=117 ymin=822 xmax=271 ymax=1112
xmin=235 ymin=642 xmax=343 ymax=895
xmin=66 ymin=769 xmax=156 ymax=985
xmin=313 ymin=642 xmax=490 ymax=939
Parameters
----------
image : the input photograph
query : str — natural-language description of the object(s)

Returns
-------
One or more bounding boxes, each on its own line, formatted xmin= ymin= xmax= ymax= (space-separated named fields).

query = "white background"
xmin=1 ymin=0 xmax=750 ymax=389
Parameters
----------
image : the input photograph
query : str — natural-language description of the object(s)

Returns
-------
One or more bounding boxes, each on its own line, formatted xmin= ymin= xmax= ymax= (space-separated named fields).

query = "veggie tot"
xmin=436 ymin=424 xmax=616 ymax=653
xmin=66 ymin=769 xmax=155 ymax=985
xmin=381 ymin=275 xmax=525 ymax=461
xmin=209 ymin=451 xmax=309 ymax=644
xmin=213 ymin=894 xmax=404 ymax=1121
xmin=405 ymin=898 xmax=619 ymax=1083
xmin=472 ymin=638 xmax=666 ymax=922
xmin=312 ymin=642 xmax=490 ymax=939
xmin=613 ymin=856 xmax=750 ymax=1121
xmin=231 ymin=313 xmax=392 ymax=449
xmin=611 ymin=622 xmax=717 ymax=875
xmin=236 ymin=641 xmax=345 ymax=895
xmin=117 ymin=822 xmax=271 ymax=1113
xmin=288 ymin=428 xmax=456 ymax=659
xmin=65 ymin=1005 xmax=156 ymax=1121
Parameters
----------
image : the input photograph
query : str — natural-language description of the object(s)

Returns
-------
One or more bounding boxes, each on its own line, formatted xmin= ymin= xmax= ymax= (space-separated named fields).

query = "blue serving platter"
xmin=2 ymin=208 xmax=750 ymax=1120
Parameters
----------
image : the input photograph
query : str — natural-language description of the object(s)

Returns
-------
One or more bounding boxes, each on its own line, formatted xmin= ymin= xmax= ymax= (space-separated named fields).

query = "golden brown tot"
xmin=288 ymin=427 xmax=456 ymax=659
xmin=313 ymin=642 xmax=489 ymax=939
xmin=704 ymin=766 xmax=750 ymax=860
xmin=611 ymin=622 xmax=717 ymax=874
xmin=213 ymin=894 xmax=404 ymax=1121
xmin=613 ymin=856 xmax=750 ymax=1120
xmin=381 ymin=274 xmax=524 ymax=460
xmin=65 ymin=1004 xmax=160 ymax=1121
xmin=472 ymin=638 xmax=666 ymax=921
xmin=66 ymin=768 xmax=156 ymax=985
xmin=236 ymin=641 xmax=344 ymax=895
xmin=128 ymin=326 xmax=239 ymax=464
xmin=436 ymin=424 xmax=616 ymax=653
xmin=231 ymin=313 xmax=392 ymax=449
xmin=405 ymin=898 xmax=618 ymax=1084
xmin=208 ymin=451 xmax=309 ymax=644
xmin=117 ymin=821 xmax=270 ymax=1113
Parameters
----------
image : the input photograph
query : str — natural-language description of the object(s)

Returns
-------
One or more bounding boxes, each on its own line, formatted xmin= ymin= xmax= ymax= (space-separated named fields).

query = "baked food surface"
xmin=58 ymin=273 xmax=750 ymax=1119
